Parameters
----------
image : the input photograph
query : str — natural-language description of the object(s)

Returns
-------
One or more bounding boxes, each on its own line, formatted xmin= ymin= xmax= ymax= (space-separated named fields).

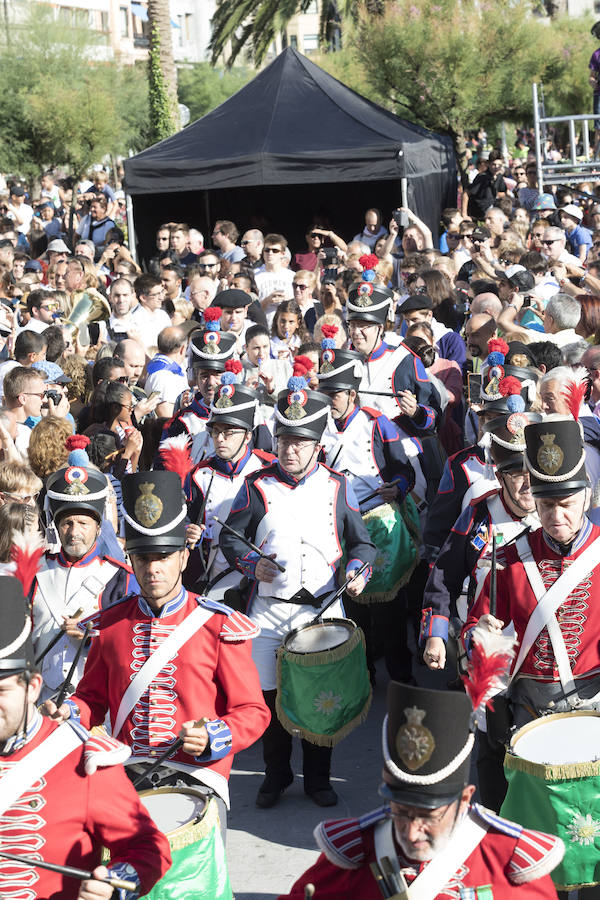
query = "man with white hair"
xmin=540 ymin=365 xmax=600 ymax=524
xmin=542 ymin=292 xmax=581 ymax=347
xmin=187 ymin=273 xmax=218 ymax=322
xmin=541 ymin=225 xmax=583 ymax=270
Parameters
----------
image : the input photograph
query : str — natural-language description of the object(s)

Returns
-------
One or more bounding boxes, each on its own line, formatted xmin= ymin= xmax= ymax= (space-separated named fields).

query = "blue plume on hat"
xmin=65 ymin=434 xmax=90 ymax=467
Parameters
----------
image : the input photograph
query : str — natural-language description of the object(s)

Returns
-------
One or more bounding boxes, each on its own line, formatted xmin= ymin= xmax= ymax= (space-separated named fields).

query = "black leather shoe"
xmin=306 ymin=787 xmax=338 ymax=807
xmin=256 ymin=774 xmax=293 ymax=808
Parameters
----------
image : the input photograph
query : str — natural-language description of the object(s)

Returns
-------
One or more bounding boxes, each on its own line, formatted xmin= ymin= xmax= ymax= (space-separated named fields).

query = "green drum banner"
xmin=355 ymin=498 xmax=420 ymax=604
xmin=140 ymin=798 xmax=232 ymax=900
xmin=502 ymin=752 xmax=600 ymax=891
xmin=276 ymin=626 xmax=372 ymax=747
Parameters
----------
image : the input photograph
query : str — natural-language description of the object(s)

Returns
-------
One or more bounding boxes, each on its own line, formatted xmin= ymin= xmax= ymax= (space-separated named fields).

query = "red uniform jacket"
xmin=463 ymin=521 xmax=600 ymax=682
xmin=71 ymin=590 xmax=270 ymax=798
xmin=280 ymin=805 xmax=562 ymax=900
xmin=0 ymin=717 xmax=171 ymax=898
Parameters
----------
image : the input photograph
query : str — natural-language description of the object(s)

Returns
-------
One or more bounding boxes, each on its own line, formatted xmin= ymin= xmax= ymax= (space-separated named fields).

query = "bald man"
xmin=114 ymin=339 xmax=146 ymax=389
xmin=465 ymin=313 xmax=497 ymax=365
xmin=144 ymin=326 xmax=190 ymax=417
xmin=470 ymin=293 xmax=502 ymax=319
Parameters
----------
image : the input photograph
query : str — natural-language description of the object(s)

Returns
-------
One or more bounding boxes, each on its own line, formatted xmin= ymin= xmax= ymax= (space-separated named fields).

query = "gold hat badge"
xmin=396 ymin=706 xmax=435 ymax=771
xmin=537 ymin=433 xmax=564 ymax=476
xmin=135 ymin=483 xmax=164 ymax=528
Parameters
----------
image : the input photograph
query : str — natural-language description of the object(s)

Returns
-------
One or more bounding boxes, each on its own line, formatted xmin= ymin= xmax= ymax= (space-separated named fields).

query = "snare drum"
xmin=276 ymin=618 xmax=371 ymax=747
xmin=501 ymin=711 xmax=600 ymax=891
xmin=137 ymin=788 xmax=232 ymax=900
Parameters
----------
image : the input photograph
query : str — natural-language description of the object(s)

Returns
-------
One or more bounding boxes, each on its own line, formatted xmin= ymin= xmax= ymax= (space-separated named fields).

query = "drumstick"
xmin=35 ymin=608 xmax=84 ymax=665
xmin=54 ymin=623 xmax=92 ymax=709
xmin=369 ymin=862 xmax=391 ymax=898
xmin=189 ymin=471 xmax=215 ymax=564
xmin=304 ymin=884 xmax=315 ymax=900
xmin=308 ymin=561 xmax=369 ymax=624
xmin=132 ymin=717 xmax=209 ymax=788
xmin=489 ymin=525 xmax=497 ymax=618
xmin=361 ymin=477 xmax=406 ymax=506
xmin=0 ymin=851 xmax=138 ymax=892
xmin=213 ymin=515 xmax=287 ymax=573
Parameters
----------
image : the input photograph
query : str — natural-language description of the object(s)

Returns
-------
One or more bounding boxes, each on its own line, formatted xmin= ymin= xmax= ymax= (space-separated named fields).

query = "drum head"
xmin=285 ymin=619 xmax=354 ymax=654
xmin=511 ymin=712 xmax=600 ymax=765
xmin=139 ymin=787 xmax=207 ymax=836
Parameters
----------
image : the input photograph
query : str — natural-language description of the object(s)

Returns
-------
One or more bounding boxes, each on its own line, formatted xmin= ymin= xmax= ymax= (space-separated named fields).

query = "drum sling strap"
xmin=112 ymin=605 xmax=214 ymax=739
xmin=511 ymin=535 xmax=600 ymax=707
xmin=374 ymin=810 xmax=489 ymax=900
xmin=0 ymin=722 xmax=83 ymax=817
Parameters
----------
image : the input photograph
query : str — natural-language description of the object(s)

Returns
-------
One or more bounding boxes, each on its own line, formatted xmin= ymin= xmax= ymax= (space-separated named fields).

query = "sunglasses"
xmin=264 ymin=248 xmax=282 ymax=254
xmin=446 ymin=233 xmax=460 ymax=240
xmin=199 ymin=263 xmax=218 ymax=268
xmin=309 ymin=232 xmax=322 ymax=238
xmin=471 ymin=237 xmax=484 ymax=244
xmin=293 ymin=283 xmax=309 ymax=290
xmin=542 ymin=239 xmax=559 ymax=246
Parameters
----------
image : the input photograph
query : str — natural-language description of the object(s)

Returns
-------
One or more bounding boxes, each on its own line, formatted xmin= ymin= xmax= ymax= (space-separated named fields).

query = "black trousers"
xmin=475 ymin=731 xmax=508 ymax=813
xmin=261 ymin=690 xmax=332 ymax=793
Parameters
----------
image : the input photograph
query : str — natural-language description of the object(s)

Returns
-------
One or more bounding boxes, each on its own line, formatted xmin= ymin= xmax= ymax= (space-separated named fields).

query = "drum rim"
xmin=138 ymin=785 xmax=208 ymax=837
xmin=283 ymin=617 xmax=356 ymax=655
xmin=509 ymin=709 xmax=600 ymax=754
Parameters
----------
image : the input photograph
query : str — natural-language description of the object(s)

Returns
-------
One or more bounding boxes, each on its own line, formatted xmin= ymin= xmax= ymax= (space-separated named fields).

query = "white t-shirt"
xmin=255 ymin=269 xmax=295 ymax=303
xmin=130 ymin=305 xmax=171 ymax=350
xmin=144 ymin=368 xmax=189 ymax=406
xmin=0 ymin=360 xmax=19 ymax=403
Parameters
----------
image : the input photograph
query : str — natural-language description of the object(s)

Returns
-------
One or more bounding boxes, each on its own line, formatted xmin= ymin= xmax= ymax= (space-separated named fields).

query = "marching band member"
xmin=280 ymin=682 xmax=563 ymax=900
xmin=464 ymin=412 xmax=600 ymax=807
xmin=43 ymin=470 xmax=270 ymax=832
xmin=0 ymin=575 xmax=171 ymax=900
xmin=184 ymin=366 xmax=274 ymax=592
xmin=32 ymin=436 xmax=137 ymax=702
xmin=220 ymin=363 xmax=375 ymax=809
xmin=317 ymin=332 xmax=419 ymax=681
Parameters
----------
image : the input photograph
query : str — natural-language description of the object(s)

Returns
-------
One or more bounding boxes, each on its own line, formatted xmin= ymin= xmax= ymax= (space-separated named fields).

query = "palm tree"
xmin=147 ymin=0 xmax=179 ymax=140
xmin=209 ymin=0 xmax=370 ymax=67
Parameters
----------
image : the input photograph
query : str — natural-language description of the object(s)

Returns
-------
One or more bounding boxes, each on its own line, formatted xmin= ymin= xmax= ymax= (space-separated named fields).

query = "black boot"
xmin=256 ymin=690 xmax=294 ymax=808
xmin=302 ymin=740 xmax=337 ymax=807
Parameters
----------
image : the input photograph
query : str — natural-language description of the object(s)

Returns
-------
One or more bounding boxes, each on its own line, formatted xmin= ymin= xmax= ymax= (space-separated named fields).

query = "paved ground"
xmin=226 ymin=659 xmax=450 ymax=899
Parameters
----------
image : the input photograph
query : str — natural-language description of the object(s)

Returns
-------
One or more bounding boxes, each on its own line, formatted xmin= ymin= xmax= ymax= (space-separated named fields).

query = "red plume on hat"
xmin=462 ymin=626 xmax=517 ymax=713
xmin=358 ymin=254 xmax=379 ymax=272
xmin=11 ymin=531 xmax=45 ymax=598
xmin=203 ymin=307 xmax=222 ymax=322
xmin=294 ymin=354 xmax=314 ymax=372
xmin=320 ymin=325 xmax=338 ymax=340
xmin=562 ymin=366 xmax=589 ymax=423
xmin=65 ymin=435 xmax=90 ymax=451
xmin=158 ymin=435 xmax=193 ymax=486
xmin=498 ymin=375 xmax=522 ymax=397
xmin=225 ymin=359 xmax=243 ymax=375
xmin=487 ymin=338 xmax=509 ymax=356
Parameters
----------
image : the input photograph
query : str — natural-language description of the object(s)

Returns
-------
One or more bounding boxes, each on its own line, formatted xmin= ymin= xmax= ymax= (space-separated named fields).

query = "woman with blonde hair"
xmin=28 ymin=416 xmax=73 ymax=481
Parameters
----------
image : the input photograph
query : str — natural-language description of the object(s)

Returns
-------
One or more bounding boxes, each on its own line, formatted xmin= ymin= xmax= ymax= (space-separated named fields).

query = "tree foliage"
xmin=177 ymin=64 xmax=252 ymax=123
xmin=0 ymin=2 xmax=149 ymax=179
xmin=352 ymin=0 xmax=570 ymax=184
xmin=209 ymin=0 xmax=361 ymax=67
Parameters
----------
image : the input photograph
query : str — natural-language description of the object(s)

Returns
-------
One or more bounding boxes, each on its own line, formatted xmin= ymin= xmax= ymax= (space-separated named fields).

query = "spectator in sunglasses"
xmin=293 ymin=224 xmax=347 ymax=272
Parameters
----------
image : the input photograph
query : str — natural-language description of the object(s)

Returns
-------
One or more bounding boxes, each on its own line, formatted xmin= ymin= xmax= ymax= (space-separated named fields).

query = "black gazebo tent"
xmin=124 ymin=48 xmax=456 ymax=261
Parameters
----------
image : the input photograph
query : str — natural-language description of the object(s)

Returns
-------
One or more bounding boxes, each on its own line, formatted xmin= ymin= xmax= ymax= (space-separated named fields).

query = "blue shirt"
xmin=566 ymin=223 xmax=592 ymax=259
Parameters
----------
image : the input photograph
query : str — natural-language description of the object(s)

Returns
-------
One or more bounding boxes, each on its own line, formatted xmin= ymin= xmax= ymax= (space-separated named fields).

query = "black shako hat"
xmin=483 ymin=411 xmax=543 ymax=472
xmin=0 ymin=577 xmax=35 ymax=676
xmin=347 ymin=281 xmax=394 ymax=325
xmin=190 ymin=306 xmax=237 ymax=372
xmin=317 ymin=349 xmax=364 ymax=393
xmin=380 ymin=682 xmax=474 ymax=808
xmin=122 ymin=471 xmax=186 ymax=554
xmin=209 ymin=379 xmax=259 ymax=431
xmin=274 ymin=386 xmax=331 ymax=441
xmin=524 ymin=415 xmax=589 ymax=497
xmin=46 ymin=464 xmax=108 ymax=524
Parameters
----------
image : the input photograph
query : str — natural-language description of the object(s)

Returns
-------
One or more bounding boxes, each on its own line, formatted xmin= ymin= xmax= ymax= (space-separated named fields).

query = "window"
xmin=303 ymin=33 xmax=319 ymax=53
xmin=289 ymin=34 xmax=298 ymax=49
xmin=120 ymin=6 xmax=129 ymax=36
xmin=100 ymin=10 xmax=109 ymax=31
xmin=305 ymin=0 xmax=318 ymax=12
xmin=185 ymin=13 xmax=192 ymax=41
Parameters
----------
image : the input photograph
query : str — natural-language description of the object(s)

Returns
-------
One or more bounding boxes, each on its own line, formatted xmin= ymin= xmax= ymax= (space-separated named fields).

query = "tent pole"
xmin=125 ymin=192 xmax=138 ymax=265
xmin=401 ymin=176 xmax=408 ymax=208
xmin=203 ymin=190 xmax=211 ymax=242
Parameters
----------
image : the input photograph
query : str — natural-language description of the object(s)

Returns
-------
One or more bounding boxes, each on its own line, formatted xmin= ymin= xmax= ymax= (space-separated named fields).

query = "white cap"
xmin=560 ymin=204 xmax=583 ymax=222
xmin=503 ymin=264 xmax=526 ymax=279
